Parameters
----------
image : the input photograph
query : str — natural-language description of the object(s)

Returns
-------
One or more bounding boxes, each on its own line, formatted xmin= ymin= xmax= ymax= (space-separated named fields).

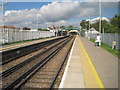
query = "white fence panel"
xmin=0 ymin=30 xmax=55 ymax=44
xmin=89 ymin=33 xmax=120 ymax=50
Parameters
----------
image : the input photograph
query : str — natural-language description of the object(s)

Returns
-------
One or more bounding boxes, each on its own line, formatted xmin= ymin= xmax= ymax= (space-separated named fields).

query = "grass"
xmin=90 ymin=38 xmax=120 ymax=59
xmin=90 ymin=38 xmax=95 ymax=42
xmin=1 ymin=37 xmax=54 ymax=46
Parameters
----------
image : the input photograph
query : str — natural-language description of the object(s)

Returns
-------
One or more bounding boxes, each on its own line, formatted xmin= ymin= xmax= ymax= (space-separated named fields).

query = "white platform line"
xmin=58 ymin=37 xmax=76 ymax=89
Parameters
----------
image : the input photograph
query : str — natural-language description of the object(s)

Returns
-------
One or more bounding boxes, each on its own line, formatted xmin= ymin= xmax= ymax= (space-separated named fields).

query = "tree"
xmin=23 ymin=27 xmax=31 ymax=30
xmin=110 ymin=14 xmax=120 ymax=28
xmin=60 ymin=26 xmax=66 ymax=29
xmin=38 ymin=28 xmax=42 ymax=31
xmin=91 ymin=21 xmax=99 ymax=31
xmin=80 ymin=19 xmax=89 ymax=29
xmin=90 ymin=17 xmax=120 ymax=33
xmin=66 ymin=25 xmax=74 ymax=31
xmin=80 ymin=14 xmax=120 ymax=33
xmin=38 ymin=28 xmax=49 ymax=31
xmin=108 ymin=14 xmax=120 ymax=33
xmin=91 ymin=20 xmax=115 ymax=33
xmin=68 ymin=25 xmax=74 ymax=28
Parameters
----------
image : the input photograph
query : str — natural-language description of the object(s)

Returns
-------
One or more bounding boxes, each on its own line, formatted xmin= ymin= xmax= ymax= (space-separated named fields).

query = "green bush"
xmin=81 ymin=30 xmax=85 ymax=37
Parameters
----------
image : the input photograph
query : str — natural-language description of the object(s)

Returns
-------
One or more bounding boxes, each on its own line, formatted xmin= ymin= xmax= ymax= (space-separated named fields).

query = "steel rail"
xmin=1 ymin=37 xmax=69 ymax=78
xmin=49 ymin=37 xmax=75 ymax=90
xmin=1 ymin=36 xmax=68 ymax=65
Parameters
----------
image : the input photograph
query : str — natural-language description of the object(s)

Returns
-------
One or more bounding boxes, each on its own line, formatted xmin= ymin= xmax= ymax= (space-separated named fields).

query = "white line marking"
xmin=58 ymin=37 xmax=76 ymax=89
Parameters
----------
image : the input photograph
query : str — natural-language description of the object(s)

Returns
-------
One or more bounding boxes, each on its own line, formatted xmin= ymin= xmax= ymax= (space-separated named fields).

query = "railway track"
xmin=1 ymin=36 xmax=67 ymax=65
xmin=2 ymin=36 xmax=75 ymax=89
xmin=1 ymin=37 xmax=69 ymax=75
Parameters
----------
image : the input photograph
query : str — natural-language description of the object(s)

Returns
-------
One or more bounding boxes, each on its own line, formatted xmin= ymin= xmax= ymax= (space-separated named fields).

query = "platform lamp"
xmin=36 ymin=14 xmax=41 ymax=30
xmin=99 ymin=0 xmax=102 ymax=34
xmin=36 ymin=14 xmax=41 ymax=38
xmin=89 ymin=16 xmax=91 ymax=39
xmin=0 ymin=2 xmax=8 ymax=44
xmin=99 ymin=0 xmax=102 ymax=45
xmin=89 ymin=16 xmax=91 ymax=30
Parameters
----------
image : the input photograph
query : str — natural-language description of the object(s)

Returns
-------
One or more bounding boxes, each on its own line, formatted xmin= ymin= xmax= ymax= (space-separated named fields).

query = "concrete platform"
xmin=59 ymin=37 xmax=85 ymax=88
xmin=59 ymin=35 xmax=118 ymax=88
xmin=0 ymin=36 xmax=62 ymax=52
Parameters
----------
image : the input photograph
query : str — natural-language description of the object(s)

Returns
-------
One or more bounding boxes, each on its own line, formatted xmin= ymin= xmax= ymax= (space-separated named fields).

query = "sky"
xmin=0 ymin=1 xmax=119 ymax=29
xmin=0 ymin=0 xmax=120 ymax=2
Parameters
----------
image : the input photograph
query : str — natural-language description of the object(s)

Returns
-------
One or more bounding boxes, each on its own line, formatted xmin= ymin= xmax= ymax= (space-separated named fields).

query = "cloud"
xmin=43 ymin=20 xmax=80 ymax=29
xmin=5 ymin=9 xmax=39 ymax=23
xmin=3 ymin=1 xmax=115 ymax=28
xmin=40 ymin=1 xmax=82 ymax=22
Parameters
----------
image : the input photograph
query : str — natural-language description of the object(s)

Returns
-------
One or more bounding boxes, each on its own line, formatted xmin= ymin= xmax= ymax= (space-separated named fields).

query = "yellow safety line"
xmin=78 ymin=37 xmax=105 ymax=89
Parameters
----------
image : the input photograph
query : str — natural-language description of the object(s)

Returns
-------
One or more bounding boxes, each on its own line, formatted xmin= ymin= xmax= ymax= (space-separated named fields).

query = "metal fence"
xmin=0 ymin=30 xmax=55 ymax=44
xmin=89 ymin=33 xmax=120 ymax=50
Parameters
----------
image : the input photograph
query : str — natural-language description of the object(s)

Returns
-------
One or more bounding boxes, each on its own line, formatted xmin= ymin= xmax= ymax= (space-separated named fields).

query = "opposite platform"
xmin=0 ymin=36 xmax=62 ymax=52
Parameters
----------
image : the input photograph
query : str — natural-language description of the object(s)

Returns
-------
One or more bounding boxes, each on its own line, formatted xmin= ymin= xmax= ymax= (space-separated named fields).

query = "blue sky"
xmin=0 ymin=2 xmax=118 ymax=28
xmin=5 ymin=2 xmax=51 ymax=10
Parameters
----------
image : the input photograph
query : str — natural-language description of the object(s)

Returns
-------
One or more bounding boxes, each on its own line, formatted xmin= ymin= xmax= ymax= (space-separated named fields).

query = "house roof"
xmin=0 ymin=25 xmax=19 ymax=30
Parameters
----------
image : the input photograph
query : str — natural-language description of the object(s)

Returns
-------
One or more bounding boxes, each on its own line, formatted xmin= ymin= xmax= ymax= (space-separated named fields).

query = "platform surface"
xmin=59 ymin=35 xmax=118 ymax=88
xmin=0 ymin=36 xmax=62 ymax=52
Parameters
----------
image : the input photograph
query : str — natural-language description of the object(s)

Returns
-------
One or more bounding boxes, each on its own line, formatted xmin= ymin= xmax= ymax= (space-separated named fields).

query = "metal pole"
xmin=99 ymin=0 xmax=102 ymax=45
xmin=89 ymin=16 xmax=90 ymax=30
xmin=1 ymin=2 xmax=8 ymax=44
xmin=99 ymin=0 xmax=101 ymax=34
xmin=103 ymin=28 xmax=104 ymax=42
xmin=1 ymin=3 xmax=5 ymax=44
xmin=89 ymin=16 xmax=91 ymax=39
xmin=37 ymin=16 xmax=38 ymax=30
xmin=36 ymin=14 xmax=41 ymax=31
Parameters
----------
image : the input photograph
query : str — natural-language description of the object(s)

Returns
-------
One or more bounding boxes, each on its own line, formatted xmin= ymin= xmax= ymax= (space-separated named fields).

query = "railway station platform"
xmin=59 ymin=35 xmax=118 ymax=88
xmin=0 ymin=36 xmax=63 ymax=52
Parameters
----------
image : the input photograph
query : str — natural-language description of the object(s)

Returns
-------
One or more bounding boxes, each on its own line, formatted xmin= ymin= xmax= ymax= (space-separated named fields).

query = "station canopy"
xmin=69 ymin=30 xmax=79 ymax=33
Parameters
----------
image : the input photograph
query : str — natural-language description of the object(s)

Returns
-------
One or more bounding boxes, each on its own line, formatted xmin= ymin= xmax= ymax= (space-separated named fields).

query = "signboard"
xmin=112 ymin=41 xmax=117 ymax=49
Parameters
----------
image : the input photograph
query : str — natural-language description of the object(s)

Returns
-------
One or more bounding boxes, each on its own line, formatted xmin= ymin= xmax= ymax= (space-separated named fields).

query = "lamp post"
xmin=89 ymin=16 xmax=91 ymax=30
xmin=99 ymin=0 xmax=102 ymax=45
xmin=36 ymin=14 xmax=41 ymax=30
xmin=99 ymin=0 xmax=102 ymax=34
xmin=89 ymin=16 xmax=91 ymax=39
xmin=0 ymin=2 xmax=8 ymax=44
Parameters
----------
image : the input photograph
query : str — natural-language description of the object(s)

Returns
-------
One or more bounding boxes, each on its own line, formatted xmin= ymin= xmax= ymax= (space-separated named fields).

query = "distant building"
xmin=30 ymin=29 xmax=38 ymax=31
xmin=85 ymin=28 xmax=99 ymax=38
xmin=0 ymin=25 xmax=20 ymax=31
xmin=87 ymin=28 xmax=99 ymax=33
xmin=48 ymin=26 xmax=57 ymax=32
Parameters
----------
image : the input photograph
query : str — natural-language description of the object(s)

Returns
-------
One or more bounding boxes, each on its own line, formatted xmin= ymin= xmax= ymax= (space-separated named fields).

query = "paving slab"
xmin=80 ymin=36 xmax=118 ymax=88
xmin=59 ymin=35 xmax=118 ymax=88
xmin=59 ymin=36 xmax=85 ymax=88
